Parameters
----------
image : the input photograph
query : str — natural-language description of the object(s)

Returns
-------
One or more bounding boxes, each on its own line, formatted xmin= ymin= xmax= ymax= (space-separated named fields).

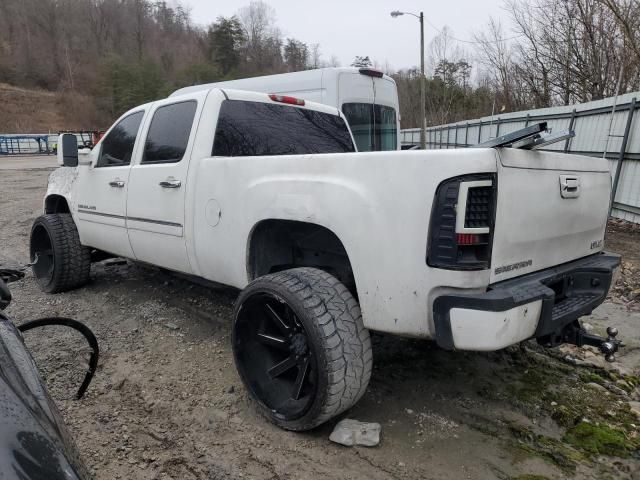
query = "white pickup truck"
xmin=32 ymin=88 xmax=620 ymax=430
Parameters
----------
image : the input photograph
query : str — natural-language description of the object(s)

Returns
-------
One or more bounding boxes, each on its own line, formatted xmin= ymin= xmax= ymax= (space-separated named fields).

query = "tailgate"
xmin=490 ymin=149 xmax=611 ymax=283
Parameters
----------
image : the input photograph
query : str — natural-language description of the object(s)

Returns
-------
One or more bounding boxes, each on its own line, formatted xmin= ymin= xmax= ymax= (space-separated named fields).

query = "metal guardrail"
xmin=0 ymin=131 xmax=103 ymax=156
xmin=401 ymin=93 xmax=640 ymax=224
xmin=0 ymin=135 xmax=52 ymax=155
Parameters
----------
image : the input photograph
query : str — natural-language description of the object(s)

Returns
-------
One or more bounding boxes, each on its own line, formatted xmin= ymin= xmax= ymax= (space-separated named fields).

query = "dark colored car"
xmin=0 ymin=268 xmax=98 ymax=480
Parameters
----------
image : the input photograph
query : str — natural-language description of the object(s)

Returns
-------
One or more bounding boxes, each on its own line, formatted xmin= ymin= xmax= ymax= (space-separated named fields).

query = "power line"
xmin=424 ymin=18 xmax=524 ymax=45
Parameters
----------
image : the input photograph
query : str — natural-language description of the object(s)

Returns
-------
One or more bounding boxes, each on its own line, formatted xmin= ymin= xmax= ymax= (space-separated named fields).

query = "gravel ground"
xmin=1 ymin=164 xmax=639 ymax=480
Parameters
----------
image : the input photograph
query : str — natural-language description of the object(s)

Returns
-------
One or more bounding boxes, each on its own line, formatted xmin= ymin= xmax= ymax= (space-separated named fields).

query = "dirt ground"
xmin=1 ymin=161 xmax=639 ymax=480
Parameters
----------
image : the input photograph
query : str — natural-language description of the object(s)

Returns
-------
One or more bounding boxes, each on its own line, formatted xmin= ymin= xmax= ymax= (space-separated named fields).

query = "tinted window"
xmin=341 ymin=103 xmax=373 ymax=152
xmin=212 ymin=100 xmax=355 ymax=157
xmin=342 ymin=103 xmax=398 ymax=152
xmin=142 ymin=101 xmax=197 ymax=164
xmin=375 ymin=104 xmax=398 ymax=151
xmin=97 ymin=112 xmax=144 ymax=167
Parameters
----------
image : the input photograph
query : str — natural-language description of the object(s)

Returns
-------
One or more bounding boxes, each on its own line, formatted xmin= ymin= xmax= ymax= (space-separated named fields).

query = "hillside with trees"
xmin=0 ymin=0 xmax=638 ymax=132
xmin=0 ymin=0 xmax=331 ymax=130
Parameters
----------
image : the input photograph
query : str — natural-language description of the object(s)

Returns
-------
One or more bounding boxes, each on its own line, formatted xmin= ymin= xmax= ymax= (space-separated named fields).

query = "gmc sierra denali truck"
xmin=31 ymin=88 xmax=621 ymax=431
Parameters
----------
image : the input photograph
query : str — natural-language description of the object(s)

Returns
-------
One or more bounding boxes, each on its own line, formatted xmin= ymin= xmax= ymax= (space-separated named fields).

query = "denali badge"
xmin=590 ymin=239 xmax=603 ymax=250
xmin=495 ymin=259 xmax=533 ymax=275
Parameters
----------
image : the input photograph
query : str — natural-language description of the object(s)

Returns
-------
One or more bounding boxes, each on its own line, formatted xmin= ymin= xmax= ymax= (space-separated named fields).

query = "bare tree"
xmin=238 ymin=0 xmax=283 ymax=73
xmin=310 ymin=43 xmax=321 ymax=69
xmin=476 ymin=0 xmax=639 ymax=109
xmin=474 ymin=19 xmax=523 ymax=111
xmin=597 ymin=0 xmax=640 ymax=61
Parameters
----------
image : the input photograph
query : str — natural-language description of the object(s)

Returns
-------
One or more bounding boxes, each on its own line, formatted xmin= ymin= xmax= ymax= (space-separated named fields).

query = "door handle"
xmin=109 ymin=180 xmax=125 ymax=188
xmin=159 ymin=179 xmax=181 ymax=189
xmin=559 ymin=175 xmax=580 ymax=198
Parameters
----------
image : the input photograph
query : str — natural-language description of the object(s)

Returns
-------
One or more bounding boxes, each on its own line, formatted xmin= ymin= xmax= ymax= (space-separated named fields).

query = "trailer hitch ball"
xmin=601 ymin=341 xmax=616 ymax=362
xmin=601 ymin=327 xmax=620 ymax=362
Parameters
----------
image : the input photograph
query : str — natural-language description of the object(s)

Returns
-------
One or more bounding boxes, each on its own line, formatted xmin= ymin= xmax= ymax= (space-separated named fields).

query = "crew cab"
xmin=32 ymin=88 xmax=620 ymax=430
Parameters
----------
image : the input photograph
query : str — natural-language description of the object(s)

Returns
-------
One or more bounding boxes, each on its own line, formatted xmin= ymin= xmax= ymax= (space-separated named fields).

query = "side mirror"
xmin=57 ymin=133 xmax=78 ymax=167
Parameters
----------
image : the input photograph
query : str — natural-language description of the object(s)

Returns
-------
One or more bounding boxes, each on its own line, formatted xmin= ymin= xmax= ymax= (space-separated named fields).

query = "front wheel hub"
xmin=290 ymin=333 xmax=308 ymax=356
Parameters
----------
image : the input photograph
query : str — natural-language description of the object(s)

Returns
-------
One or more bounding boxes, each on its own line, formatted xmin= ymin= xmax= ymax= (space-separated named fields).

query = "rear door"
xmin=338 ymin=72 xmax=375 ymax=151
xmin=338 ymin=71 xmax=399 ymax=151
xmin=371 ymin=75 xmax=400 ymax=151
xmin=490 ymin=148 xmax=611 ymax=283
xmin=125 ymin=93 xmax=205 ymax=273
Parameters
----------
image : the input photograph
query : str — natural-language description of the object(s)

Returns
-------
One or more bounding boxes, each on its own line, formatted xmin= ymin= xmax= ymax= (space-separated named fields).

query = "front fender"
xmin=44 ymin=167 xmax=78 ymax=214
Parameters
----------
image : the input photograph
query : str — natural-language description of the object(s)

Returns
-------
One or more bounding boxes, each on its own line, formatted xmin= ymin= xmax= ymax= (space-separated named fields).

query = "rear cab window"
xmin=212 ymin=100 xmax=355 ymax=157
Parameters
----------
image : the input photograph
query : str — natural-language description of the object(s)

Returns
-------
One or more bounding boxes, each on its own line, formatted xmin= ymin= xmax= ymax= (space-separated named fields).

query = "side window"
xmin=142 ymin=101 xmax=197 ymax=164
xmin=97 ymin=112 xmax=144 ymax=167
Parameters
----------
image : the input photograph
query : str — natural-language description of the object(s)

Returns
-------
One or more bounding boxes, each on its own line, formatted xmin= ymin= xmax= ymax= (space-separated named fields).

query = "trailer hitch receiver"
xmin=561 ymin=322 xmax=623 ymax=362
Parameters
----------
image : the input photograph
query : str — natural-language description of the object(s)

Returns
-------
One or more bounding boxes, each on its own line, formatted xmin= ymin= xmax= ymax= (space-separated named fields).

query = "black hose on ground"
xmin=18 ymin=317 xmax=100 ymax=399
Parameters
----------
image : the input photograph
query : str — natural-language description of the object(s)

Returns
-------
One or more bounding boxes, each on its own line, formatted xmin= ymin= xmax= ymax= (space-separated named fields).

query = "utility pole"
xmin=419 ymin=12 xmax=426 ymax=149
xmin=391 ymin=10 xmax=427 ymax=149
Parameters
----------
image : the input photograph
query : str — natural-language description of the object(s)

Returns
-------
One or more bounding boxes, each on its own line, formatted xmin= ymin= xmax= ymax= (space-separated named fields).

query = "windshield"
xmin=341 ymin=103 xmax=397 ymax=152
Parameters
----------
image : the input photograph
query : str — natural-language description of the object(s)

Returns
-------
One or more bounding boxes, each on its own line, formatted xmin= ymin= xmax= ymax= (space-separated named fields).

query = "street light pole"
xmin=391 ymin=10 xmax=427 ymax=149
xmin=419 ymin=11 xmax=425 ymax=150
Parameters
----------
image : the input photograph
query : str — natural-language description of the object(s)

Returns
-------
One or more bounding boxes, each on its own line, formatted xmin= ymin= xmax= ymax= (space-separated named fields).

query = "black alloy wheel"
xmin=234 ymin=292 xmax=318 ymax=421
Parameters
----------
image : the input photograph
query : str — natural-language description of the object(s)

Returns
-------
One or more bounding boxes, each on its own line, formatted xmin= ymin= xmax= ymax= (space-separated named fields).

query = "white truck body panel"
xmin=491 ymin=149 xmax=611 ymax=283
xmin=45 ymin=87 xmax=616 ymax=350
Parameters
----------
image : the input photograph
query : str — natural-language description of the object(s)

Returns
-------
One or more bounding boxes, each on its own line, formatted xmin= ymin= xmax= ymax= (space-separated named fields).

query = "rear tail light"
xmin=427 ymin=174 xmax=496 ymax=270
xmin=268 ymin=94 xmax=305 ymax=106
xmin=456 ymin=233 xmax=486 ymax=245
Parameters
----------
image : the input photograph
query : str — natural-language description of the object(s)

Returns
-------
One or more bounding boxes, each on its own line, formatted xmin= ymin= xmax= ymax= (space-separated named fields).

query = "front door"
xmin=126 ymin=97 xmax=202 ymax=273
xmin=75 ymin=110 xmax=145 ymax=258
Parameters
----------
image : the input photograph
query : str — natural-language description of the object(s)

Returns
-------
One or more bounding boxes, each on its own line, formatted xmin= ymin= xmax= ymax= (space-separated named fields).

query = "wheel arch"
xmin=44 ymin=194 xmax=71 ymax=214
xmin=246 ymin=219 xmax=358 ymax=298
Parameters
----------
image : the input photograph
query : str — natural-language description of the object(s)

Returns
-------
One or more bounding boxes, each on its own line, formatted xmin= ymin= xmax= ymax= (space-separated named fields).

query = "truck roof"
xmin=169 ymin=67 xmax=396 ymax=98
xmin=170 ymin=87 xmax=344 ymax=117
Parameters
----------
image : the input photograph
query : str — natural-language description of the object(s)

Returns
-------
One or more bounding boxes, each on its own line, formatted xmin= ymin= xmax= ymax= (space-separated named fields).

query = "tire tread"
xmin=31 ymin=214 xmax=91 ymax=293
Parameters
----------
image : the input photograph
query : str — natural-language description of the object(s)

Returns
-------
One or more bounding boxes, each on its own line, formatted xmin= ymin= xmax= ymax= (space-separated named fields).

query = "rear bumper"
xmin=433 ymin=252 xmax=621 ymax=351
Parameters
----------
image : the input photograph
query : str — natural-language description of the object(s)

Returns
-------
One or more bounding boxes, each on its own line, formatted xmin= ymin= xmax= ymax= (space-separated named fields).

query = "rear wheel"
xmin=233 ymin=267 xmax=372 ymax=431
xmin=30 ymin=214 xmax=91 ymax=293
